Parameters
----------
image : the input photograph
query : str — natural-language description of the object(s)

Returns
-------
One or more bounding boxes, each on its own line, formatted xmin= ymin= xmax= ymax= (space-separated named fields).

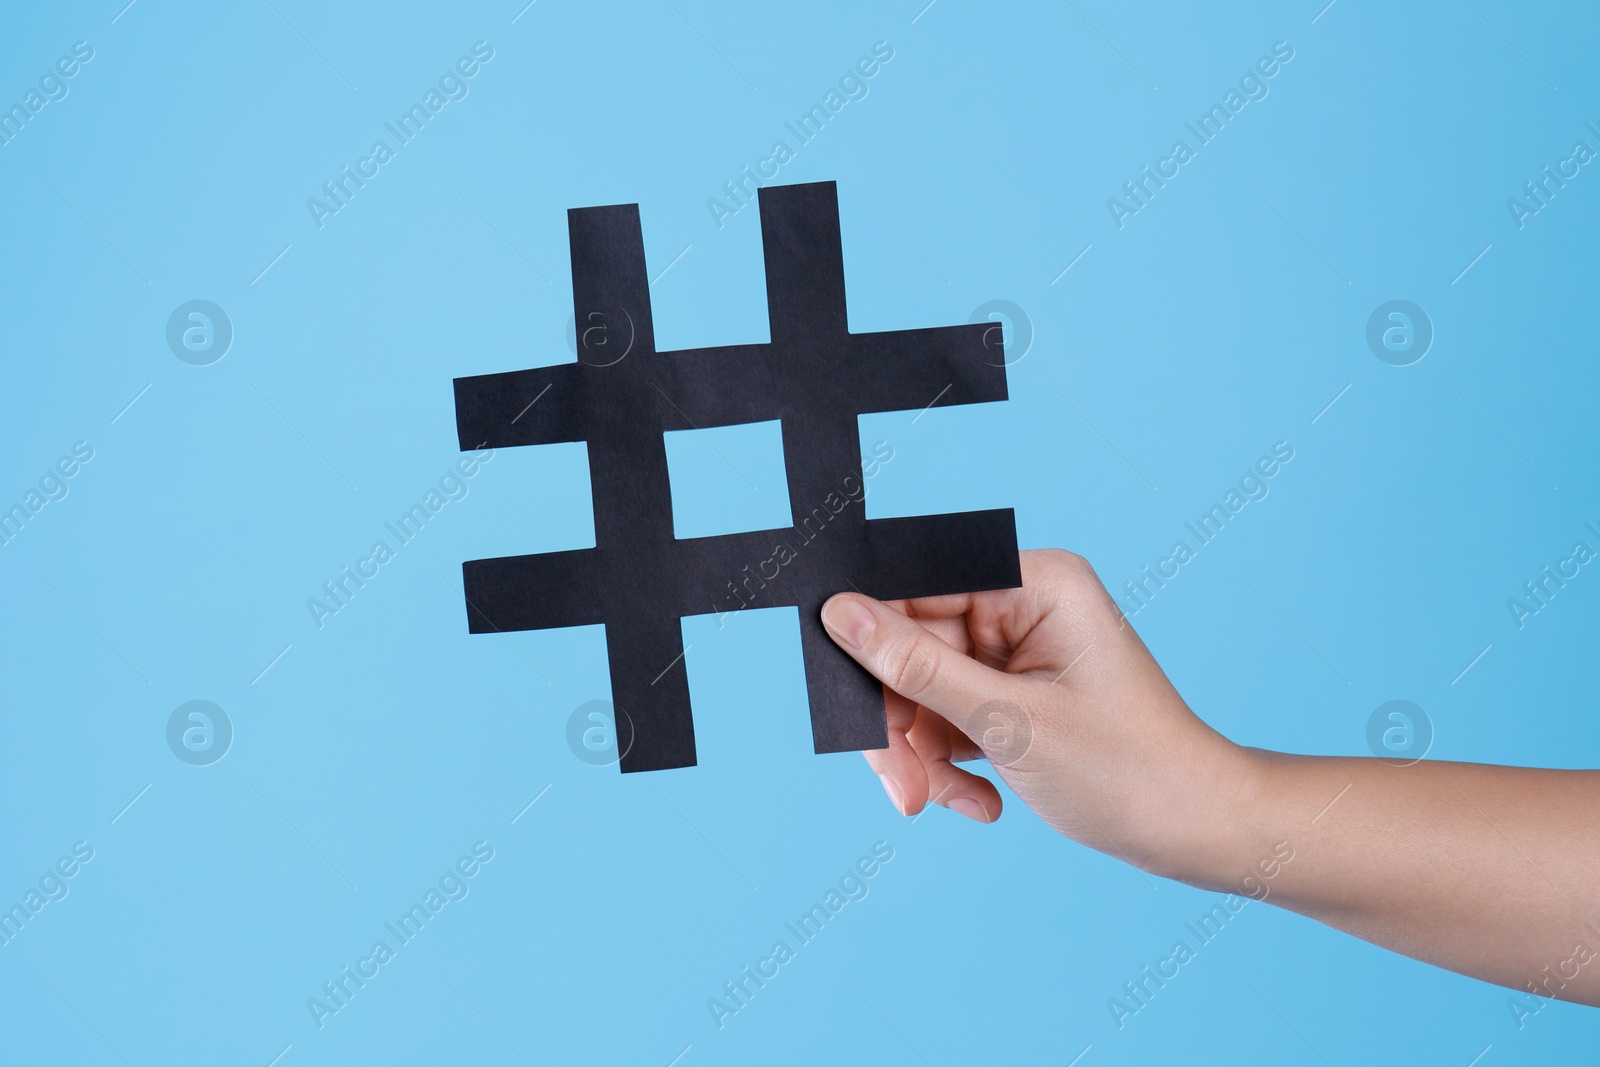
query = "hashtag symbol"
xmin=452 ymin=181 xmax=1019 ymax=772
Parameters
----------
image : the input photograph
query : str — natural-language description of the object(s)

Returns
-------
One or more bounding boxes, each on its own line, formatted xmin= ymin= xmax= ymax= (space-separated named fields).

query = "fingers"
xmin=821 ymin=593 xmax=1027 ymax=728
xmin=894 ymin=550 xmax=1112 ymax=676
xmin=908 ymin=703 xmax=1003 ymax=822
xmin=925 ymin=758 xmax=1003 ymax=823
xmin=862 ymin=689 xmax=928 ymax=815
xmin=948 ymin=729 xmax=985 ymax=763
xmin=863 ymin=690 xmax=1004 ymax=824
xmin=826 ymin=562 xmax=1069 ymax=825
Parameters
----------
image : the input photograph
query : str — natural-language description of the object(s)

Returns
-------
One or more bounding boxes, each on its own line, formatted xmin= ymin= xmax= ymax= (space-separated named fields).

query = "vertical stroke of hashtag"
xmin=452 ymin=181 xmax=1017 ymax=772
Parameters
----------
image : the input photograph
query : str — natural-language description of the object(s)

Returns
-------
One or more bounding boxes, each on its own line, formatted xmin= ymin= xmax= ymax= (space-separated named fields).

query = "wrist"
xmin=1131 ymin=734 xmax=1274 ymax=892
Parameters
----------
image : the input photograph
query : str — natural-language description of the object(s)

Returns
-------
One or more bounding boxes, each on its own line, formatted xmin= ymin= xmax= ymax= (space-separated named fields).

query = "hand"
xmin=820 ymin=549 xmax=1256 ymax=879
xmin=825 ymin=550 xmax=1600 ymax=1005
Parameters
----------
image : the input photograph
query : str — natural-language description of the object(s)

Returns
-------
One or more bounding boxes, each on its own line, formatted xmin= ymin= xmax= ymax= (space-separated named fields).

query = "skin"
xmin=820 ymin=549 xmax=1600 ymax=1008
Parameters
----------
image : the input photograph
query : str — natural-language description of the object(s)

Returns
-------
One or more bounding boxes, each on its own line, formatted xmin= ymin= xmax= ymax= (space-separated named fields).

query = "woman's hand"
xmin=823 ymin=548 xmax=1600 ymax=1007
xmin=820 ymin=549 xmax=1256 ymax=880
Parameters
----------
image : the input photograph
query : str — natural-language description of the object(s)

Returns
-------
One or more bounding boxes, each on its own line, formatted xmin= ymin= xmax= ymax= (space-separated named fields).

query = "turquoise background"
xmin=2 ymin=0 xmax=1598 ymax=1062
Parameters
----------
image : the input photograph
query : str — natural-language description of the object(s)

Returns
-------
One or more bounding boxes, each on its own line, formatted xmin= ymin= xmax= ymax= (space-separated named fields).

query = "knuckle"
xmin=1059 ymin=549 xmax=1093 ymax=575
xmin=1036 ymin=547 xmax=1090 ymax=577
xmin=881 ymin=631 xmax=942 ymax=700
xmin=1053 ymin=550 xmax=1100 ymax=589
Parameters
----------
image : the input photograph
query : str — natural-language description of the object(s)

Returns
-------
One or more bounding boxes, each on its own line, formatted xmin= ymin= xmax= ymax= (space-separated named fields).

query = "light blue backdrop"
xmin=2 ymin=1 xmax=1597 ymax=1063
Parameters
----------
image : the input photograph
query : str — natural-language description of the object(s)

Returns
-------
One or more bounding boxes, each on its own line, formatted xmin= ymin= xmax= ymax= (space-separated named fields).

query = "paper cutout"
xmin=453 ymin=180 xmax=1019 ymax=772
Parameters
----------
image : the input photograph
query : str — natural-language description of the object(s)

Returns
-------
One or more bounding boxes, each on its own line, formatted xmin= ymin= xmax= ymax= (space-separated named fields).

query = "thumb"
xmin=820 ymin=593 xmax=1024 ymax=729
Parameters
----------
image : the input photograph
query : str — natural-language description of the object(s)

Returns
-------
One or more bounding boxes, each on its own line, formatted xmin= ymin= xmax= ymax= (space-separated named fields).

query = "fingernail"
xmin=822 ymin=597 xmax=876 ymax=651
xmin=948 ymin=797 xmax=990 ymax=823
xmin=876 ymin=774 xmax=904 ymax=814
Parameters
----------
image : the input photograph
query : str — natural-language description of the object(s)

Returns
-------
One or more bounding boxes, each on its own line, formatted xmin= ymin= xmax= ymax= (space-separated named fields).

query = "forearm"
xmin=821 ymin=555 xmax=1600 ymax=1006
xmin=1176 ymin=748 xmax=1600 ymax=1005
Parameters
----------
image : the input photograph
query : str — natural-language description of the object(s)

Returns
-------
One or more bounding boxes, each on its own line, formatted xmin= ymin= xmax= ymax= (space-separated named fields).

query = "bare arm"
xmin=1215 ymin=752 xmax=1600 ymax=1005
xmin=819 ymin=549 xmax=1600 ymax=1006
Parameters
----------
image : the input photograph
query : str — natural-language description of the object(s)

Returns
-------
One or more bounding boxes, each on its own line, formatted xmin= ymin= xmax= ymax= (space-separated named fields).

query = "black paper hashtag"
xmin=452 ymin=181 xmax=1019 ymax=772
